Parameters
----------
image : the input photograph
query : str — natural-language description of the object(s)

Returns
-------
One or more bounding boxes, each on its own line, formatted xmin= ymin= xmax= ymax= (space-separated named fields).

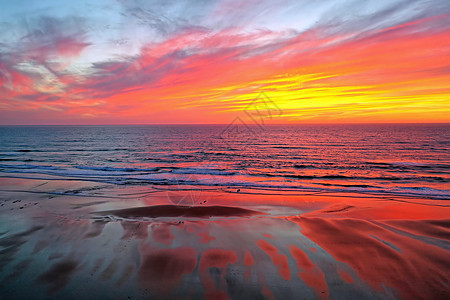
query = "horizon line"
xmin=1 ymin=122 xmax=449 ymax=126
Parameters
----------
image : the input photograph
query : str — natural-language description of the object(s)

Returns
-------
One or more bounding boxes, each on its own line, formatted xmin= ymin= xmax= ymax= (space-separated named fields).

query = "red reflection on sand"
xmin=151 ymin=223 xmax=174 ymax=245
xmin=381 ymin=219 xmax=450 ymax=241
xmin=336 ymin=203 xmax=450 ymax=220
xmin=257 ymin=239 xmax=291 ymax=280
xmin=244 ymin=250 xmax=254 ymax=279
xmin=262 ymin=285 xmax=275 ymax=300
xmin=199 ymin=249 xmax=238 ymax=299
xmin=138 ymin=246 xmax=197 ymax=293
xmin=291 ymin=216 xmax=450 ymax=299
xmin=338 ymin=269 xmax=353 ymax=283
xmin=262 ymin=233 xmax=275 ymax=239
xmin=244 ymin=250 xmax=254 ymax=266
xmin=197 ymin=231 xmax=216 ymax=244
xmin=290 ymin=245 xmax=329 ymax=298
xmin=199 ymin=249 xmax=238 ymax=271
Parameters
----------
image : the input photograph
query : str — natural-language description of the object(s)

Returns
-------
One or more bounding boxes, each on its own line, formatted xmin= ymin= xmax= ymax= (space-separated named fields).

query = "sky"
xmin=0 ymin=0 xmax=449 ymax=124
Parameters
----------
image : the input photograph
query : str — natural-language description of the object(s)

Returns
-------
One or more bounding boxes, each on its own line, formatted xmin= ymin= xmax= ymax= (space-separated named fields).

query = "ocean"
xmin=0 ymin=124 xmax=448 ymax=199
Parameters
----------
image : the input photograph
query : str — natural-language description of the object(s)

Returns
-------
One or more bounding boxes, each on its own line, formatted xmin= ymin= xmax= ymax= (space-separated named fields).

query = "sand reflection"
xmin=0 ymin=181 xmax=448 ymax=299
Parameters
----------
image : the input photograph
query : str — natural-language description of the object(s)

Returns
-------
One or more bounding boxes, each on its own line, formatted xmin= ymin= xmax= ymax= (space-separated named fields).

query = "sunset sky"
xmin=1 ymin=0 xmax=449 ymax=124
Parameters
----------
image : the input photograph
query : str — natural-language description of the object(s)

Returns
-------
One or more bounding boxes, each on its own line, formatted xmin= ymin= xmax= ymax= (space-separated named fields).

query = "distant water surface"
xmin=0 ymin=124 xmax=448 ymax=199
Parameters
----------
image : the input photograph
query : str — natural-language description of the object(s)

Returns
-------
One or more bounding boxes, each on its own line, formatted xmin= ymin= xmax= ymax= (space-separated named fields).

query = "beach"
xmin=0 ymin=124 xmax=449 ymax=299
xmin=0 ymin=177 xmax=448 ymax=299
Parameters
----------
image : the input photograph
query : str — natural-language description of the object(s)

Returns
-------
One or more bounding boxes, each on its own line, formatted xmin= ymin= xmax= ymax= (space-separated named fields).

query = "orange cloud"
xmin=1 ymin=14 xmax=449 ymax=124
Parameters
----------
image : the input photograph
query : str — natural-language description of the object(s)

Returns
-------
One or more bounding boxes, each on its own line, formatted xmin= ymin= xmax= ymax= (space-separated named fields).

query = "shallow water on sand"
xmin=0 ymin=178 xmax=448 ymax=299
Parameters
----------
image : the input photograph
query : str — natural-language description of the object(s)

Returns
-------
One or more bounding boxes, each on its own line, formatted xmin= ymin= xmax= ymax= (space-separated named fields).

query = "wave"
xmin=75 ymin=166 xmax=160 ymax=172
xmin=1 ymin=162 xmax=448 ymax=181
xmin=1 ymin=162 xmax=449 ymax=199
xmin=171 ymin=167 xmax=237 ymax=176
xmin=368 ymin=161 xmax=449 ymax=169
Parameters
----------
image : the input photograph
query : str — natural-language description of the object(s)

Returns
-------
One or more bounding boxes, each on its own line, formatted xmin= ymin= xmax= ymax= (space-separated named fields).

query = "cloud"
xmin=1 ymin=0 xmax=449 ymax=124
xmin=17 ymin=16 xmax=90 ymax=63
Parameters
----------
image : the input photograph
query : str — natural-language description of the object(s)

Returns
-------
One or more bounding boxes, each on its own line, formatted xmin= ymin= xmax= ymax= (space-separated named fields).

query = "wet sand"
xmin=0 ymin=177 xmax=449 ymax=299
xmin=97 ymin=205 xmax=266 ymax=219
